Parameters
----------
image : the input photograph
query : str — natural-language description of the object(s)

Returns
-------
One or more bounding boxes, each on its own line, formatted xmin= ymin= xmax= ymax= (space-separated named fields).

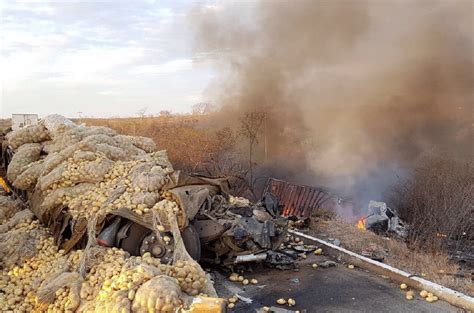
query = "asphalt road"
xmin=213 ymin=254 xmax=461 ymax=313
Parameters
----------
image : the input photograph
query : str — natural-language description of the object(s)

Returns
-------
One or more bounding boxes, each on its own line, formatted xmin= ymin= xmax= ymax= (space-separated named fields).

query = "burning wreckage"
xmin=357 ymin=200 xmax=408 ymax=239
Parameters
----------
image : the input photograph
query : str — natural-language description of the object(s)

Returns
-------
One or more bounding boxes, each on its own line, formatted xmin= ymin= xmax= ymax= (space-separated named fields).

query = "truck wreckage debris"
xmin=2 ymin=115 xmax=460 ymax=313
xmin=0 ymin=115 xmax=306 ymax=312
xmin=0 ymin=115 xmax=291 ymax=268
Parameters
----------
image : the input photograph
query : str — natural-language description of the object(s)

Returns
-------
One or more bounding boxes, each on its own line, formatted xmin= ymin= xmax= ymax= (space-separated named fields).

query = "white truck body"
xmin=11 ymin=114 xmax=38 ymax=131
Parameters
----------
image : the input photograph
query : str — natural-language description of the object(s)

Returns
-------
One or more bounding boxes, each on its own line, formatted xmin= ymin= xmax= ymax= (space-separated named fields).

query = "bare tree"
xmin=159 ymin=110 xmax=172 ymax=116
xmin=136 ymin=107 xmax=148 ymax=118
xmin=239 ymin=110 xmax=265 ymax=191
xmin=191 ymin=102 xmax=214 ymax=115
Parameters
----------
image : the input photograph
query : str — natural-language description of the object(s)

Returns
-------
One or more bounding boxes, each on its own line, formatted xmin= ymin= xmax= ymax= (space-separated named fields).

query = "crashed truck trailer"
xmin=1 ymin=128 xmax=289 ymax=267
xmin=263 ymin=178 xmax=335 ymax=217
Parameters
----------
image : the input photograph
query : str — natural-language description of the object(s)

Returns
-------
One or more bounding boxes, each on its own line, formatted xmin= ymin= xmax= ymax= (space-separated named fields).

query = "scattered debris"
xmin=235 ymin=294 xmax=252 ymax=304
xmin=290 ymin=278 xmax=300 ymax=284
xmin=319 ymin=261 xmax=336 ymax=268
xmin=361 ymin=243 xmax=387 ymax=262
xmin=359 ymin=201 xmax=408 ymax=239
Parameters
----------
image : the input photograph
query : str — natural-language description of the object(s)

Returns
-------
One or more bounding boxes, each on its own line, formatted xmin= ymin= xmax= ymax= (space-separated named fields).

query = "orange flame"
xmin=357 ymin=217 xmax=366 ymax=230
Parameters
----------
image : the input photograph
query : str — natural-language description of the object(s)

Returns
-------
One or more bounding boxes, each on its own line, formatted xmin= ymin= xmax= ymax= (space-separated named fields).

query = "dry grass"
xmin=309 ymin=219 xmax=473 ymax=295
xmin=81 ymin=115 xmax=219 ymax=171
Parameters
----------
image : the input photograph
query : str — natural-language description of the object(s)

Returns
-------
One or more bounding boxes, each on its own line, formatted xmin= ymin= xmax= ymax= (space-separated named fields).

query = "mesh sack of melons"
xmin=41 ymin=141 xmax=96 ymax=177
xmin=41 ymin=183 xmax=95 ymax=211
xmin=132 ymin=275 xmax=183 ymax=313
xmin=113 ymin=135 xmax=148 ymax=156
xmin=0 ymin=221 xmax=83 ymax=312
xmin=130 ymin=163 xmax=170 ymax=192
xmin=0 ymin=195 xmax=24 ymax=222
xmin=80 ymin=125 xmax=117 ymax=137
xmin=125 ymin=135 xmax=157 ymax=153
xmin=6 ymin=143 xmax=42 ymax=182
xmin=35 ymin=272 xmax=82 ymax=312
xmin=43 ymin=126 xmax=84 ymax=153
xmin=39 ymin=152 xmax=113 ymax=192
xmin=13 ymin=160 xmax=44 ymax=190
xmin=0 ymin=211 xmax=41 ymax=268
xmin=96 ymin=143 xmax=129 ymax=161
xmin=152 ymin=206 xmax=215 ymax=297
xmin=150 ymin=199 xmax=187 ymax=230
xmin=5 ymin=123 xmax=50 ymax=149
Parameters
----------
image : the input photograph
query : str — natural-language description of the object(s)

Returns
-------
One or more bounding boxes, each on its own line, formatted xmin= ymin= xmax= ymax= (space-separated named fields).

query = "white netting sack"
xmin=82 ymin=134 xmax=116 ymax=146
xmin=12 ymin=160 xmax=44 ymax=190
xmin=131 ymin=192 xmax=160 ymax=208
xmin=80 ymin=126 xmax=117 ymax=137
xmin=0 ymin=228 xmax=41 ymax=268
xmin=113 ymin=135 xmax=147 ymax=156
xmin=6 ymin=143 xmax=42 ymax=182
xmin=95 ymin=143 xmax=128 ymax=161
xmin=0 ymin=195 xmax=24 ymax=222
xmin=132 ymin=151 xmax=174 ymax=172
xmin=126 ymin=135 xmax=157 ymax=153
xmin=5 ymin=123 xmax=50 ymax=149
xmin=130 ymin=163 xmax=169 ymax=192
xmin=44 ymin=126 xmax=84 ymax=153
xmin=36 ymin=271 xmax=82 ymax=311
xmin=38 ymin=164 xmax=66 ymax=191
xmin=152 ymin=206 xmax=215 ymax=297
xmin=132 ymin=275 xmax=182 ymax=313
xmin=42 ymin=142 xmax=97 ymax=176
xmin=0 ymin=211 xmax=39 ymax=267
xmin=41 ymin=183 xmax=96 ymax=210
xmin=43 ymin=114 xmax=76 ymax=133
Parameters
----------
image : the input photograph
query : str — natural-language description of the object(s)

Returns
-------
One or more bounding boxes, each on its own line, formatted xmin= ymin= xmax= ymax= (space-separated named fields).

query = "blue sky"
xmin=0 ymin=0 xmax=222 ymax=118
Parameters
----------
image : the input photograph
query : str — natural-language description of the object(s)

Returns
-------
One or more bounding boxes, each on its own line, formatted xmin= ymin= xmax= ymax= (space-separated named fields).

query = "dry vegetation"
xmin=310 ymin=219 xmax=472 ymax=296
xmin=388 ymin=157 xmax=473 ymax=254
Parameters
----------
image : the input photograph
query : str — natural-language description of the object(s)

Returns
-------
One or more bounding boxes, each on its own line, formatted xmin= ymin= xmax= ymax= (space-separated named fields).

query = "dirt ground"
xmin=213 ymin=253 xmax=461 ymax=313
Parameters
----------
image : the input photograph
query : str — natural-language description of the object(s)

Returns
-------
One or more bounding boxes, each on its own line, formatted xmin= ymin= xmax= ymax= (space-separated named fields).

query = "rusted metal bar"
xmin=290 ymin=186 xmax=303 ymax=216
xmin=294 ymin=187 xmax=306 ymax=216
xmin=296 ymin=187 xmax=309 ymax=216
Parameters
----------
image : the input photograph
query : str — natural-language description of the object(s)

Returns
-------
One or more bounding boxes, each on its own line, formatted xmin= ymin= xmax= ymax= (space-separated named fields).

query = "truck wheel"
xmin=182 ymin=225 xmax=201 ymax=261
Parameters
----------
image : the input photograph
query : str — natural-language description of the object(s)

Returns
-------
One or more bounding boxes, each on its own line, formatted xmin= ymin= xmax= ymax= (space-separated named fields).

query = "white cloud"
xmin=0 ymin=1 xmax=215 ymax=118
xmin=46 ymin=46 xmax=144 ymax=80
xmin=130 ymin=58 xmax=193 ymax=75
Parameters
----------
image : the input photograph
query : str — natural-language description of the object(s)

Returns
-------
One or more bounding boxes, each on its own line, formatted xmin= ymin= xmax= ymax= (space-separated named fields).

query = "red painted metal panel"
xmin=263 ymin=178 xmax=333 ymax=217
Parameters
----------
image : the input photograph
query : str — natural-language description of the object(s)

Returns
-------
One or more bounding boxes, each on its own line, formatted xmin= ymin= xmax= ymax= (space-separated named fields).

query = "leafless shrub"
xmin=388 ymin=157 xmax=473 ymax=253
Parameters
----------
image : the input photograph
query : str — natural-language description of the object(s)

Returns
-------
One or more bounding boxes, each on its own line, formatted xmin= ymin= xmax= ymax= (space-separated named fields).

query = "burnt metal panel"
xmin=263 ymin=178 xmax=333 ymax=217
